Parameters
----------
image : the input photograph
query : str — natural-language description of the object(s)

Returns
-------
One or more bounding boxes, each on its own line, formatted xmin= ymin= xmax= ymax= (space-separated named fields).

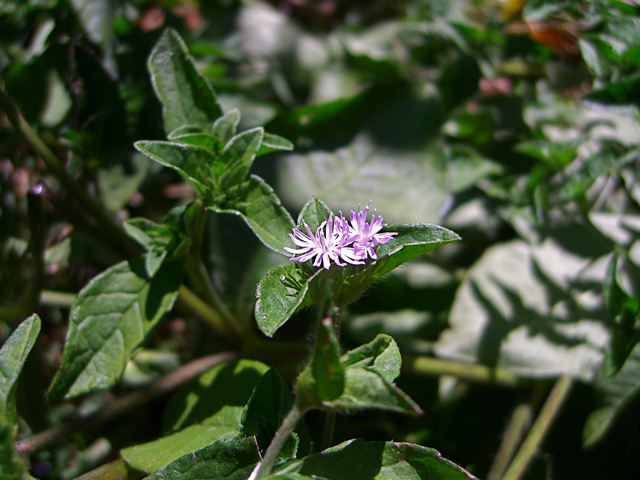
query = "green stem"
xmin=321 ymin=305 xmax=342 ymax=450
xmin=250 ymin=403 xmax=305 ymax=480
xmin=185 ymin=203 xmax=240 ymax=339
xmin=487 ymin=383 xmax=547 ymax=480
xmin=502 ymin=376 xmax=573 ymax=480
xmin=0 ymin=87 xmax=139 ymax=257
xmin=177 ymin=285 xmax=237 ymax=344
xmin=40 ymin=290 xmax=77 ymax=308
xmin=403 ymin=356 xmax=521 ymax=386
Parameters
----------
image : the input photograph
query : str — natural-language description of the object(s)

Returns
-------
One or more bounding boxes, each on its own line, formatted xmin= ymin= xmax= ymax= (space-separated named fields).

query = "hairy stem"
xmin=15 ymin=352 xmax=235 ymax=453
xmin=502 ymin=376 xmax=573 ymax=480
xmin=249 ymin=403 xmax=305 ymax=480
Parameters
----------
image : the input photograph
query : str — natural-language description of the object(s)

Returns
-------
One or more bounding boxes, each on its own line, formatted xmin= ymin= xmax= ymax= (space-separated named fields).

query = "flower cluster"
xmin=284 ymin=203 xmax=397 ymax=270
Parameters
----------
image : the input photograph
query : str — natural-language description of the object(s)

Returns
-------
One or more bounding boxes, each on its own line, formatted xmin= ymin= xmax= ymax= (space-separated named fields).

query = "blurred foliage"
xmin=1 ymin=0 xmax=640 ymax=479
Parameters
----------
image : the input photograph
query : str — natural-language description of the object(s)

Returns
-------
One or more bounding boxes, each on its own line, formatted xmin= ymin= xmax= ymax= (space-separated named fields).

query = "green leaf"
xmin=241 ymin=368 xmax=299 ymax=458
xmin=298 ymin=197 xmax=332 ymax=232
xmin=71 ymin=0 xmax=116 ymax=75
xmin=216 ymin=127 xmax=264 ymax=191
xmin=134 ymin=140 xmax=215 ymax=195
xmin=163 ymin=359 xmax=270 ymax=432
xmin=208 ymin=174 xmax=296 ymax=255
xmin=270 ymin=439 xmax=476 ymax=479
xmin=145 ymin=435 xmax=260 ymax=480
xmin=167 ymin=131 xmax=221 ymax=153
xmin=254 ymin=262 xmax=316 ymax=337
xmin=47 ymin=258 xmax=183 ymax=399
xmin=257 ymin=133 xmax=294 ymax=157
xmin=0 ymin=314 xmax=41 ymax=426
xmin=212 ymin=109 xmax=241 ymax=145
xmin=341 ymin=334 xmax=400 ymax=384
xmin=297 ymin=335 xmax=420 ymax=415
xmin=311 ymin=319 xmax=345 ymax=402
xmin=0 ymin=423 xmax=28 ymax=480
xmin=435 ymin=238 xmax=609 ymax=380
xmin=149 ymin=28 xmax=223 ymax=133
xmin=583 ymin=343 xmax=640 ymax=447
xmin=584 ymin=73 xmax=640 ymax=108
xmin=122 ymin=406 xmax=243 ymax=474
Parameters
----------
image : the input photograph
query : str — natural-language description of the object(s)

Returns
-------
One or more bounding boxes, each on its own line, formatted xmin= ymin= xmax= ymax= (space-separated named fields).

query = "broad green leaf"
xmin=241 ymin=368 xmax=299 ymax=458
xmin=212 ymin=109 xmax=241 ymax=145
xmin=208 ymin=174 xmax=296 ymax=255
xmin=584 ymin=73 xmax=640 ymax=108
xmin=311 ymin=319 xmax=345 ymax=402
xmin=124 ymin=219 xmax=173 ymax=277
xmin=435 ymin=238 xmax=609 ymax=380
xmin=134 ymin=140 xmax=215 ymax=195
xmin=333 ymin=223 xmax=462 ymax=306
xmin=146 ymin=435 xmax=260 ymax=480
xmin=583 ymin=343 xmax=640 ymax=447
xmin=149 ymin=28 xmax=223 ymax=133
xmin=122 ymin=406 xmax=243 ymax=474
xmin=270 ymin=439 xmax=476 ymax=479
xmin=0 ymin=314 xmax=41 ymax=425
xmin=163 ymin=359 xmax=270 ymax=432
xmin=48 ymin=258 xmax=183 ymax=399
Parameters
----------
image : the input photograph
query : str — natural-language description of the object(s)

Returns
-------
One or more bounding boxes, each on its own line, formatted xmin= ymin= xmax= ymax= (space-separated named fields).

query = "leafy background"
xmin=1 ymin=0 xmax=640 ymax=479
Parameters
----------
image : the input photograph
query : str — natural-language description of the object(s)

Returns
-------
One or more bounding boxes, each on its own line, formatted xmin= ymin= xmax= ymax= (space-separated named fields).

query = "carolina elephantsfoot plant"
xmin=40 ymin=28 xmax=471 ymax=480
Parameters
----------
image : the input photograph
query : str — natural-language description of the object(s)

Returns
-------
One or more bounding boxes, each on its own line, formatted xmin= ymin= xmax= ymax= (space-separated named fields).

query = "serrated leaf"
xmin=270 ymin=439 xmax=476 ymax=479
xmin=48 ymin=258 xmax=183 ymax=399
xmin=122 ymin=406 xmax=244 ymax=474
xmin=149 ymin=28 xmax=223 ymax=133
xmin=208 ymin=174 xmax=296 ymax=255
xmin=583 ymin=343 xmax=640 ymax=447
xmin=146 ymin=435 xmax=260 ymax=480
xmin=164 ymin=360 xmax=270 ymax=432
xmin=0 ymin=314 xmax=41 ymax=425
xmin=241 ymin=369 xmax=298 ymax=458
xmin=212 ymin=109 xmax=241 ymax=145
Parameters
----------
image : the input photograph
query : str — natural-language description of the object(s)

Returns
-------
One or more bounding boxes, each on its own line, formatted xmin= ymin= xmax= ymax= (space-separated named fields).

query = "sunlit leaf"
xmin=48 ymin=259 xmax=183 ymax=399
xmin=149 ymin=28 xmax=223 ymax=133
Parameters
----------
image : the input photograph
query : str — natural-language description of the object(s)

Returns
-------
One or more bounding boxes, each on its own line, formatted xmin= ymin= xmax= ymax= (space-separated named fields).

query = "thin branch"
xmin=15 ymin=352 xmax=236 ymax=454
xmin=403 ymin=356 xmax=521 ymax=386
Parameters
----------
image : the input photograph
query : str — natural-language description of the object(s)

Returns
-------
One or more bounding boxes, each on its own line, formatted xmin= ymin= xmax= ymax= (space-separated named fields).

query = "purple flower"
xmin=285 ymin=202 xmax=397 ymax=270
xmin=346 ymin=202 xmax=397 ymax=260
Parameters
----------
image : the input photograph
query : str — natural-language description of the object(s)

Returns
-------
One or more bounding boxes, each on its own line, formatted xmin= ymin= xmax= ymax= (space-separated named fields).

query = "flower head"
xmin=285 ymin=202 xmax=397 ymax=269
